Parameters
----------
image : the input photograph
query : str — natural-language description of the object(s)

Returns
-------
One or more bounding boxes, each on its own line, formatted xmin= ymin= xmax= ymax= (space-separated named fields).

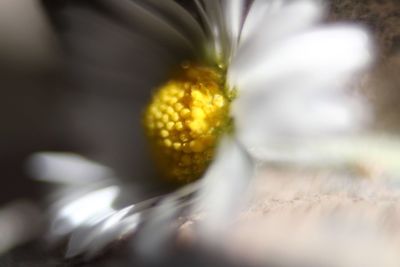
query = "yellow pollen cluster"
xmin=143 ymin=63 xmax=231 ymax=183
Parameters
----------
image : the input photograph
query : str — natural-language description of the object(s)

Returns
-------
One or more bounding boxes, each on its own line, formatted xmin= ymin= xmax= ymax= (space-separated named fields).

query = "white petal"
xmin=234 ymin=90 xmax=369 ymax=151
xmin=0 ymin=201 xmax=42 ymax=255
xmin=237 ymin=0 xmax=273 ymax=45
xmin=231 ymin=25 xmax=373 ymax=150
xmin=250 ymin=134 xmax=400 ymax=178
xmin=229 ymin=0 xmax=323 ymax=84
xmin=135 ymin=182 xmax=198 ymax=259
xmin=222 ymin=0 xmax=245 ymax=56
xmin=98 ymin=0 xmax=195 ymax=53
xmin=224 ymin=0 xmax=244 ymax=41
xmin=240 ymin=0 xmax=322 ymax=44
xmin=50 ymin=186 xmax=120 ymax=237
xmin=62 ymin=5 xmax=180 ymax=90
xmin=134 ymin=197 xmax=179 ymax=260
xmin=196 ymin=0 xmax=236 ymax=62
xmin=62 ymin=191 xmax=167 ymax=259
xmin=0 ymin=0 xmax=58 ymax=70
xmin=194 ymin=136 xmax=254 ymax=242
xmin=139 ymin=0 xmax=206 ymax=49
xmin=232 ymin=25 xmax=373 ymax=92
xmin=27 ymin=152 xmax=113 ymax=184
xmin=66 ymin=206 xmax=140 ymax=258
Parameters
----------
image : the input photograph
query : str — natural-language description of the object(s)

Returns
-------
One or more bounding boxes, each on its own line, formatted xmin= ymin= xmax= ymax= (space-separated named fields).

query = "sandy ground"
xmin=180 ymin=168 xmax=400 ymax=267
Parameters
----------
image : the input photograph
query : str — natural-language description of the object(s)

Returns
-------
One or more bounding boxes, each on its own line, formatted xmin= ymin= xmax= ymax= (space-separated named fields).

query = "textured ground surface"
xmin=219 ymin=170 xmax=400 ymax=267
xmin=329 ymin=0 xmax=400 ymax=132
xmin=329 ymin=0 xmax=399 ymax=57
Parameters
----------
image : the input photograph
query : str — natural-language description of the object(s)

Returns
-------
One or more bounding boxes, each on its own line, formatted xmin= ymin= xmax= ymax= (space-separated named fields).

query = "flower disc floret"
xmin=144 ymin=63 xmax=231 ymax=183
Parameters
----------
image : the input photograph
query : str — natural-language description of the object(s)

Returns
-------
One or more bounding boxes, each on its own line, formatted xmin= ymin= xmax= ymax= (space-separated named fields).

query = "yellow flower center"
xmin=143 ymin=63 xmax=232 ymax=183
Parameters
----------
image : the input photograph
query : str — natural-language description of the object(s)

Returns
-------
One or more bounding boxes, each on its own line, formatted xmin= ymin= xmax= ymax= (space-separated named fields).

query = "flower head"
xmin=136 ymin=0 xmax=372 ymax=185
xmin=31 ymin=0 xmax=374 ymax=260
xmin=143 ymin=63 xmax=232 ymax=183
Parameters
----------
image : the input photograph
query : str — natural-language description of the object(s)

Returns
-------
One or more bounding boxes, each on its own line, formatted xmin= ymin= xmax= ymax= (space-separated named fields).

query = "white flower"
xmin=30 ymin=0 xmax=375 ymax=260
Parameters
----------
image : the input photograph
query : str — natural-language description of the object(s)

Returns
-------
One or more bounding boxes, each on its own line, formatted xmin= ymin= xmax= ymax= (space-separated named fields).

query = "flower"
xmin=30 ymin=0 xmax=374 ymax=260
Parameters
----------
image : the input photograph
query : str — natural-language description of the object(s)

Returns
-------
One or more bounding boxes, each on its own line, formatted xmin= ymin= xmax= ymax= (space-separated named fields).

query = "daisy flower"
xmin=30 ymin=0 xmax=374 ymax=260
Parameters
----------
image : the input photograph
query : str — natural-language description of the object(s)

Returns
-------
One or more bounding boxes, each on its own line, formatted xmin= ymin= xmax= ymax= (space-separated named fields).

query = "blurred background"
xmin=0 ymin=0 xmax=398 ymax=266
